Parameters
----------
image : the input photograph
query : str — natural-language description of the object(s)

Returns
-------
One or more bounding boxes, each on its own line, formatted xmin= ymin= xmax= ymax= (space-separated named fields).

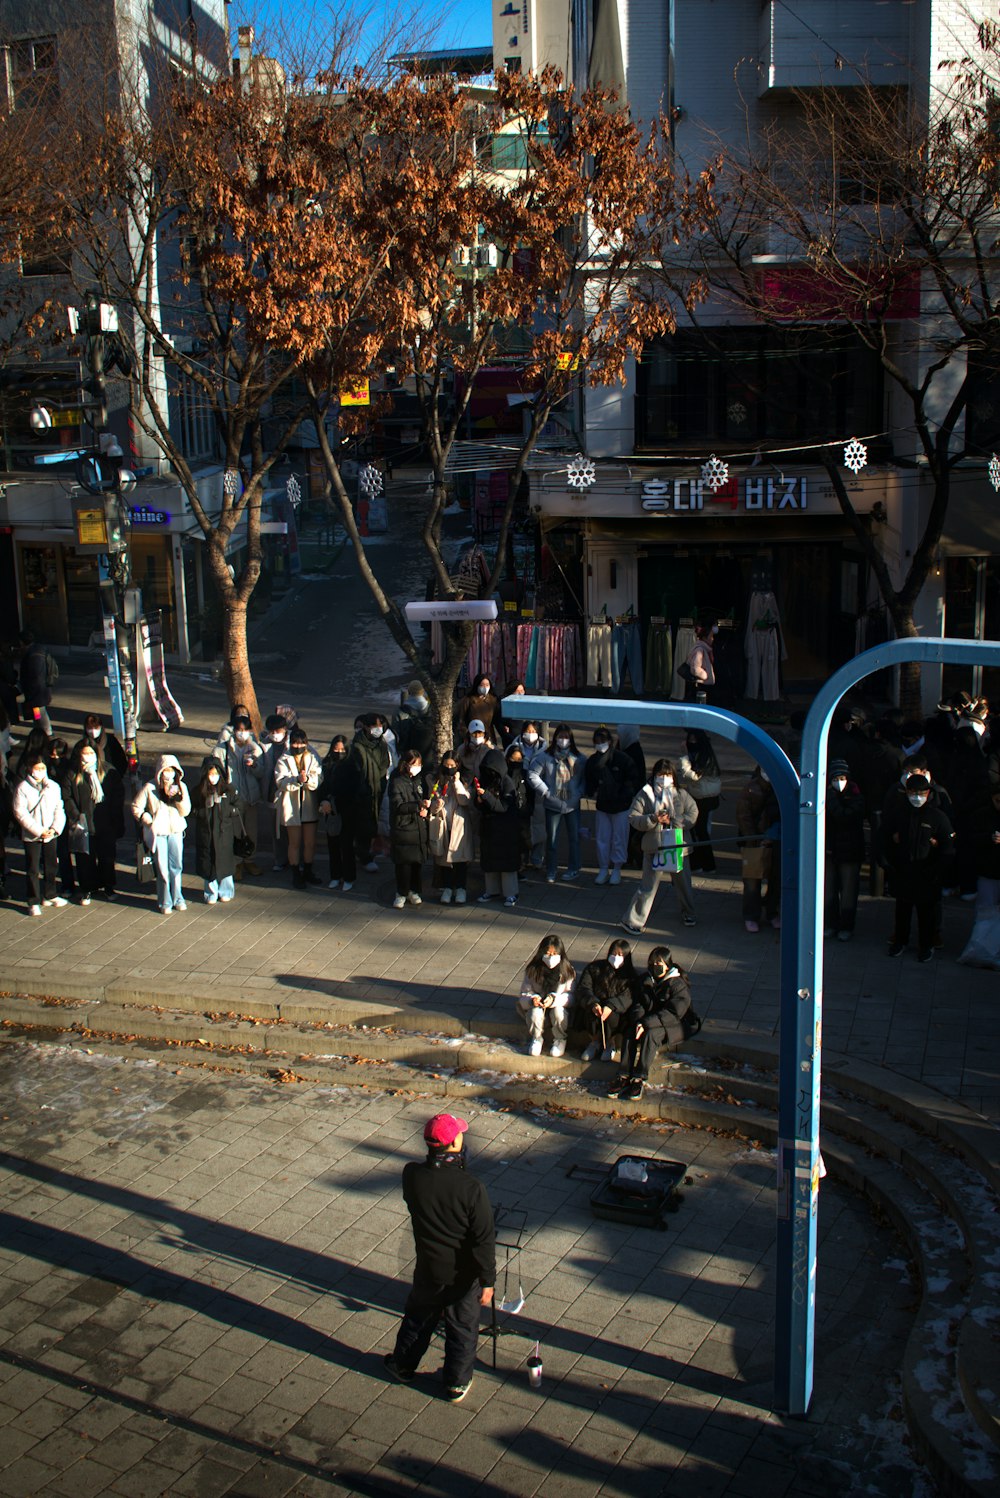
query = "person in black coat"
xmin=883 ymin=774 xmax=955 ymax=961
xmin=575 ymin=939 xmax=641 ymax=1062
xmin=82 ymin=713 xmax=128 ymax=778
xmin=584 ymin=729 xmax=639 ymax=886
xmin=389 ymin=749 xmax=430 ymax=908
xmin=504 ymin=743 xmax=534 ymax=873
xmin=18 ymin=630 xmax=53 ymax=733
xmin=939 ymin=726 xmax=991 ymax=900
xmin=475 ymin=748 xmax=522 ymax=907
xmin=824 ymin=759 xmax=866 ymax=940
xmin=45 ymin=737 xmax=73 ymax=896
xmin=191 ymin=756 xmax=242 ymax=904
xmin=62 ymin=739 xmax=125 ymax=902
xmin=317 ymin=734 xmax=356 ymax=891
xmin=348 ymin=715 xmax=392 ymax=871
xmin=610 ymin=946 xmax=698 ymax=1102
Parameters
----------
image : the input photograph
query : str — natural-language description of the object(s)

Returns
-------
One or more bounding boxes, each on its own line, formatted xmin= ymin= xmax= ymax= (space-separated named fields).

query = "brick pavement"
xmin=0 ymin=1043 xmax=931 ymax=1496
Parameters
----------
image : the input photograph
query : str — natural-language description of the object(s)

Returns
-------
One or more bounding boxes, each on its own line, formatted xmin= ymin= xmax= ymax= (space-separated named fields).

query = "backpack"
xmin=44 ymin=653 xmax=59 ymax=688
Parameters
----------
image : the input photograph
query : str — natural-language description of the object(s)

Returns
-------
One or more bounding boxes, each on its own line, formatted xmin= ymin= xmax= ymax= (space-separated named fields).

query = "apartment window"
xmin=491 ymin=129 xmax=549 ymax=171
xmin=173 ymin=373 xmax=218 ymax=463
xmin=8 ymin=36 xmax=59 ymax=110
xmin=19 ymin=225 xmax=70 ymax=277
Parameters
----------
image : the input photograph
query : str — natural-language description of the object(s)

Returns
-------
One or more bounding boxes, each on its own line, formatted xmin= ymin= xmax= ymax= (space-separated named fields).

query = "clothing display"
xmin=744 ymin=590 xmax=787 ymax=700
xmin=586 ymin=621 xmax=614 ymax=688
xmin=671 ymin=623 xmax=697 ymax=701
xmin=515 ymin=622 xmax=582 ymax=692
xmin=586 ymin=619 xmax=643 ymax=693
xmin=645 ymin=622 xmax=673 ymax=695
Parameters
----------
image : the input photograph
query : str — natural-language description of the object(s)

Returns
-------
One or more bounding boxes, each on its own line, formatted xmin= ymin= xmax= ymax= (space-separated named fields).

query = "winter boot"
xmin=303 ymin=863 xmax=322 ymax=887
xmin=292 ymin=865 xmax=307 ymax=889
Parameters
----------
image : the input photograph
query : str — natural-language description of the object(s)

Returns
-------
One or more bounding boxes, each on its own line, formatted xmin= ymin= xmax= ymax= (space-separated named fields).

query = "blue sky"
xmin=227 ymin=2 xmax=495 ymax=63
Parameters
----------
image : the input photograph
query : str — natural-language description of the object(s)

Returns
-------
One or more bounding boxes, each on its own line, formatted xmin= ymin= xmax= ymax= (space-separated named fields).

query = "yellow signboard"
xmin=340 ymin=380 xmax=370 ymax=407
xmin=556 ymin=353 xmax=580 ymax=372
xmin=75 ymin=507 xmax=107 ymax=548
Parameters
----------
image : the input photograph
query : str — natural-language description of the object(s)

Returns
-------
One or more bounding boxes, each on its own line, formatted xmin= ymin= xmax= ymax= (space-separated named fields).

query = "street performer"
xmin=384 ymin=1113 xmax=495 ymax=1403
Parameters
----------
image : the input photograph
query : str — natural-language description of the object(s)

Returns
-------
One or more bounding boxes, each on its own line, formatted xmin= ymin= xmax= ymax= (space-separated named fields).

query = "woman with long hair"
xmin=63 ymin=737 xmax=125 ymax=902
xmin=318 ymin=734 xmax=356 ymax=891
xmin=427 ymin=751 xmax=473 ymax=904
xmin=527 ymin=724 xmax=587 ymax=883
xmin=574 ymin=939 xmax=641 ymax=1063
xmin=517 ymin=933 xmax=575 ymax=1058
xmin=274 ymin=726 xmax=323 ymax=888
xmin=622 ymin=759 xmax=699 ymax=932
xmin=388 ymin=747 xmax=430 ymax=908
xmin=609 ymin=946 xmax=698 ymax=1102
xmin=191 ymin=755 xmax=242 ymax=904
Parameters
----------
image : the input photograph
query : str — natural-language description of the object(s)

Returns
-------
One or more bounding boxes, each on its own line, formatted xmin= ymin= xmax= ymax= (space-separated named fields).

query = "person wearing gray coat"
xmin=621 ymin=759 xmax=699 ymax=932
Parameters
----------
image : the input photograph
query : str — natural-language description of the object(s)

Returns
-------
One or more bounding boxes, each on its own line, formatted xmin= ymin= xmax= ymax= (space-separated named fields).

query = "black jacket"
xmin=62 ymin=766 xmax=125 ymax=844
xmin=392 ymin=701 xmax=436 ymax=765
xmin=476 ymin=750 xmax=522 ymax=873
xmin=192 ymin=758 xmax=242 ymax=880
xmin=389 ymin=769 xmax=430 ymax=862
xmin=402 ymin=1156 xmax=496 ymax=1288
xmin=584 ymin=749 xmax=639 ymax=815
xmin=625 ymin=968 xmax=694 ymax=1050
xmin=883 ymin=797 xmax=955 ymax=877
xmin=574 ymin=959 xmax=638 ymax=1019
xmin=825 ymin=783 xmax=865 ymax=863
xmin=19 ymin=644 xmax=51 ymax=709
xmin=347 ymin=732 xmax=391 ymax=836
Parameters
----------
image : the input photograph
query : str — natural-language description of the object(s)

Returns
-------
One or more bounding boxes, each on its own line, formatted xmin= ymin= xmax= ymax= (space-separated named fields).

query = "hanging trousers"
xmin=586 ymin=624 xmax=614 ymax=687
xmin=612 ymin=622 xmax=644 ymax=694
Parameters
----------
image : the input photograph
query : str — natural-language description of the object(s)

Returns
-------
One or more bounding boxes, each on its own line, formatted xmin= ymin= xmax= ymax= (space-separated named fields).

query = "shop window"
xmin=131 ymin=535 xmax=178 ymax=654
xmin=18 ymin=543 xmax=66 ymax=645
xmin=636 ymin=327 xmax=884 ymax=451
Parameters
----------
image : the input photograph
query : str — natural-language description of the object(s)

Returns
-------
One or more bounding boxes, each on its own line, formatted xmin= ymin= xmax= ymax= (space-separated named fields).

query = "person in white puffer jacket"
xmin=132 ymin=753 xmax=190 ymax=915
xmin=13 ymin=751 xmax=67 ymax=915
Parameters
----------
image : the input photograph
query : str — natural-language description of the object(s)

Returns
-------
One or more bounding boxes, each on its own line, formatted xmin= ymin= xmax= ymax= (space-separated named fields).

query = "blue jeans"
xmin=204 ymin=875 xmax=235 ymax=902
xmin=545 ymin=809 xmax=580 ymax=877
xmin=153 ymin=832 xmax=184 ymax=910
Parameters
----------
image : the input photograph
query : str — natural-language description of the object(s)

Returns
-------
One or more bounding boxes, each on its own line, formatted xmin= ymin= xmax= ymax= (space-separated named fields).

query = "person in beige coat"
xmin=274 ymin=726 xmax=323 ymax=888
xmin=132 ymin=753 xmax=190 ymax=914
xmin=427 ymin=752 xmax=474 ymax=903
xmin=621 ymin=759 xmax=699 ymax=932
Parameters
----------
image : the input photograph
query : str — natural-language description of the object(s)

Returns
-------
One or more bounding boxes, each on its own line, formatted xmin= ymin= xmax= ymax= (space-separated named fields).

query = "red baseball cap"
xmin=424 ymin=1113 xmax=469 ymax=1147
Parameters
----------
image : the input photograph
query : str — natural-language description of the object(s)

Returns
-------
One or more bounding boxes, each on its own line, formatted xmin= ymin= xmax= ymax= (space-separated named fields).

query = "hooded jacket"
xmin=192 ymin=756 xmax=241 ymax=881
xmin=13 ymin=769 xmax=66 ymax=841
xmin=477 ymin=749 xmax=522 ymax=873
xmin=132 ymin=754 xmax=190 ymax=836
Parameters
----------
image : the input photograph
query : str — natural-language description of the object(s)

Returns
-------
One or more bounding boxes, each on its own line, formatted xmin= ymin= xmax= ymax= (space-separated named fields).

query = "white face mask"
xmin=594 ymin=742 xmax=610 ymax=754
xmin=609 ymin=953 xmax=624 ymax=970
xmin=207 ymin=771 xmax=221 ymax=786
xmin=82 ymin=756 xmax=97 ymax=773
xmin=544 ymin=952 xmax=561 ymax=969
xmin=908 ymin=793 xmax=929 ymax=807
xmin=30 ymin=768 xmax=46 ymax=783
xmin=369 ymin=726 xmax=383 ymax=739
xmin=271 ymin=733 xmax=286 ymax=747
xmin=654 ymin=775 xmax=672 ymax=790
xmin=476 ymin=685 xmax=490 ymax=696
xmin=522 ymin=733 xmax=538 ymax=745
xmin=413 ymin=695 xmax=428 ymax=712
xmin=409 ymin=765 xmax=422 ymax=778
xmin=471 ymin=735 xmax=485 ymax=747
xmin=556 ymin=738 xmax=570 ymax=751
xmin=832 ymin=778 xmax=847 ymax=793
xmin=87 ymin=728 xmax=101 ymax=739
xmin=235 ymin=730 xmax=250 ymax=743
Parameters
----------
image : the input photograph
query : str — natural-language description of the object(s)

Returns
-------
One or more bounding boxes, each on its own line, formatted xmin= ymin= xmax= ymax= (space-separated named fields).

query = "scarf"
xmin=86 ymin=769 xmax=104 ymax=806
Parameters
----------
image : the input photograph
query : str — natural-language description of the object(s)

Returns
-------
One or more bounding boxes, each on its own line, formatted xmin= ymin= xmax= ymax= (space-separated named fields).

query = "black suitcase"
xmin=589 ymin=1154 xmax=687 ymax=1230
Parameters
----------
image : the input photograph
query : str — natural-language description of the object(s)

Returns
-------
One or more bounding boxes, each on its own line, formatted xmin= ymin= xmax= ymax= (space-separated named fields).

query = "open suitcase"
xmin=589 ymin=1154 xmax=687 ymax=1230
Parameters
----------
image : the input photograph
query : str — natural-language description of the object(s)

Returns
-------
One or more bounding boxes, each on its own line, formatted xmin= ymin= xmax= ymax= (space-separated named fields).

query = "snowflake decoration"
xmin=727 ymin=401 xmax=748 ymax=426
xmin=222 ymin=469 xmax=239 ymax=497
xmin=286 ymin=474 xmax=302 ymax=510
xmin=843 ymin=437 xmax=868 ymax=474
xmin=989 ymin=454 xmax=1000 ymax=493
xmin=700 ymin=453 xmax=729 ymax=492
xmin=359 ymin=464 xmax=383 ymax=497
xmin=566 ymin=454 xmax=596 ymax=491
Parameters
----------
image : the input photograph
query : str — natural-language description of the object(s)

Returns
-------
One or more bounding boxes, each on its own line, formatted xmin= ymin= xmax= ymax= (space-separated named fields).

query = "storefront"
xmin=939 ymin=467 xmax=1000 ymax=706
xmin=533 ymin=462 xmax=900 ymax=701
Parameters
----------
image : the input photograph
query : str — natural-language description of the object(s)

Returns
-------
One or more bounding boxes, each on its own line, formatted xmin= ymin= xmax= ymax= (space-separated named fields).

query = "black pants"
xmin=392 ymin=1275 xmax=481 ymax=1386
xmin=56 ymin=827 xmax=74 ymax=893
xmin=623 ymin=1014 xmax=669 ymax=1079
xmin=892 ymin=894 xmax=941 ymax=953
xmin=74 ymin=834 xmax=117 ymax=894
xmin=438 ymin=863 xmax=467 ymax=890
xmin=825 ymin=859 xmax=861 ymax=933
xmin=395 ymin=861 xmax=423 ymax=897
xmin=25 ymin=840 xmax=57 ymax=905
xmin=327 ymin=831 xmax=357 ymax=883
xmin=688 ymin=799 xmax=717 ymax=872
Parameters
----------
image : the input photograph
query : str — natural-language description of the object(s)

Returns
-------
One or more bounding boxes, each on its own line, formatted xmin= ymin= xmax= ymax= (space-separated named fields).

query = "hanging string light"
xmin=843 ymin=437 xmax=868 ymax=474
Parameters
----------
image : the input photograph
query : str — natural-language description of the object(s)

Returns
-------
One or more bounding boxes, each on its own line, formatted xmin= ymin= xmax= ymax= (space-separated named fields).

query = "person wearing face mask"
xmin=518 ymin=934 xmax=576 ymax=1057
xmin=317 ymin=734 xmax=356 ymax=891
xmin=683 ymin=623 xmax=717 ymax=702
xmin=13 ymin=751 xmax=67 ymax=916
xmin=213 ymin=716 xmax=265 ymax=879
xmin=274 ymin=728 xmax=323 ymax=888
xmin=427 ymin=754 xmax=473 ymax=903
xmin=677 ymin=731 xmax=722 ymax=874
xmin=584 ymin=729 xmax=639 ymax=886
xmin=392 ymin=680 xmax=436 ymax=768
xmin=497 ymin=679 xmax=527 ymax=748
xmin=383 ymin=1113 xmax=495 ymax=1404
xmin=609 ymin=947 xmax=698 ymax=1102
xmin=43 ymin=737 xmax=74 ymax=899
xmin=82 ymin=713 xmax=128 ymax=778
xmin=737 ymin=765 xmax=781 ymax=933
xmin=259 ymin=714 xmax=291 ymax=872
xmin=191 ymin=755 xmax=243 ymax=904
xmin=504 ymin=743 xmax=534 ymax=874
xmin=509 ymin=721 xmax=545 ymax=869
xmin=824 ymin=759 xmax=865 ymax=942
xmin=348 ymin=714 xmax=392 ymax=873
xmin=132 ymin=754 xmax=190 ymax=915
xmin=621 ymin=758 xmax=698 ymax=933
xmin=388 ymin=749 xmax=431 ymax=908
xmin=528 ymin=724 xmax=586 ymax=883
xmin=455 ymin=674 xmax=501 ymax=745
xmin=883 ymin=773 xmax=955 ymax=961
xmin=455 ymin=719 xmax=491 ymax=785
xmin=63 ymin=738 xmax=125 ymax=903
xmin=575 ymin=940 xmax=641 ymax=1063
xmin=474 ymin=749 xmax=523 ymax=907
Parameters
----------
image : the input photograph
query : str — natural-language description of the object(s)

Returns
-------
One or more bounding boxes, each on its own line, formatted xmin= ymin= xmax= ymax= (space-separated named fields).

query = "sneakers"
xmin=623 ymin=1078 xmax=645 ymax=1101
xmin=272 ymin=861 xmax=287 ymax=872
xmin=445 ymin=1382 xmax=471 ymax=1403
xmin=528 ymin=1038 xmax=543 ymax=1057
xmin=406 ymin=892 xmax=422 ymax=906
xmin=595 ymin=870 xmax=609 ymax=886
xmin=79 ymin=894 xmax=92 ymax=907
xmin=174 ymin=900 xmax=187 ymax=912
xmin=607 ymin=1075 xmax=629 ymax=1099
xmin=440 ymin=887 xmax=453 ymax=904
xmin=609 ymin=868 xmax=621 ymax=886
xmin=887 ymin=942 xmax=905 ymax=957
xmin=837 ymin=930 xmax=852 ymax=942
xmin=28 ymin=904 xmax=42 ymax=917
xmin=550 ymin=1041 xmax=565 ymax=1059
xmin=328 ymin=879 xmax=342 ymax=890
xmin=561 ymin=869 xmax=580 ymax=881
xmin=770 ymin=915 xmax=781 ymax=930
xmin=205 ymin=893 xmax=219 ymax=904
xmin=504 ymin=895 xmax=518 ymax=908
xmin=620 ymin=921 xmax=643 ymax=935
xmin=917 ymin=949 xmax=934 ymax=964
xmin=45 ymin=896 xmax=68 ymax=908
xmin=454 ymin=888 xmax=466 ymax=904
xmin=392 ymin=894 xmax=406 ymax=909
xmin=219 ymin=894 xmax=233 ymax=903
xmin=158 ymin=905 xmax=172 ymax=916
xmin=477 ymin=892 xmax=497 ymax=904
xmin=364 ymin=860 xmax=379 ymax=874
xmin=744 ymin=920 xmax=760 ymax=933
xmin=581 ymin=1041 xmax=600 ymax=1062
xmin=601 ymin=1046 xmax=617 ymax=1063
xmin=546 ymin=875 xmax=556 ymax=884
xmin=342 ymin=882 xmax=354 ymax=892
xmin=383 ymin=1354 xmax=414 ymax=1384
xmin=682 ymin=913 xmax=697 ymax=927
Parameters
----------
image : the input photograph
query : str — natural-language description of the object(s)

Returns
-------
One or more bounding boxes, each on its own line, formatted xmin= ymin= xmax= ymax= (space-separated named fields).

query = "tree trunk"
xmin=887 ymin=604 xmax=922 ymax=720
xmin=206 ymin=541 xmax=261 ymax=728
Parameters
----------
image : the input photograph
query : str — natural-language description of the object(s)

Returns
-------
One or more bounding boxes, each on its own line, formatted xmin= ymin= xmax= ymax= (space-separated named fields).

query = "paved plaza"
xmin=0 ymin=1042 xmax=930 ymax=1497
